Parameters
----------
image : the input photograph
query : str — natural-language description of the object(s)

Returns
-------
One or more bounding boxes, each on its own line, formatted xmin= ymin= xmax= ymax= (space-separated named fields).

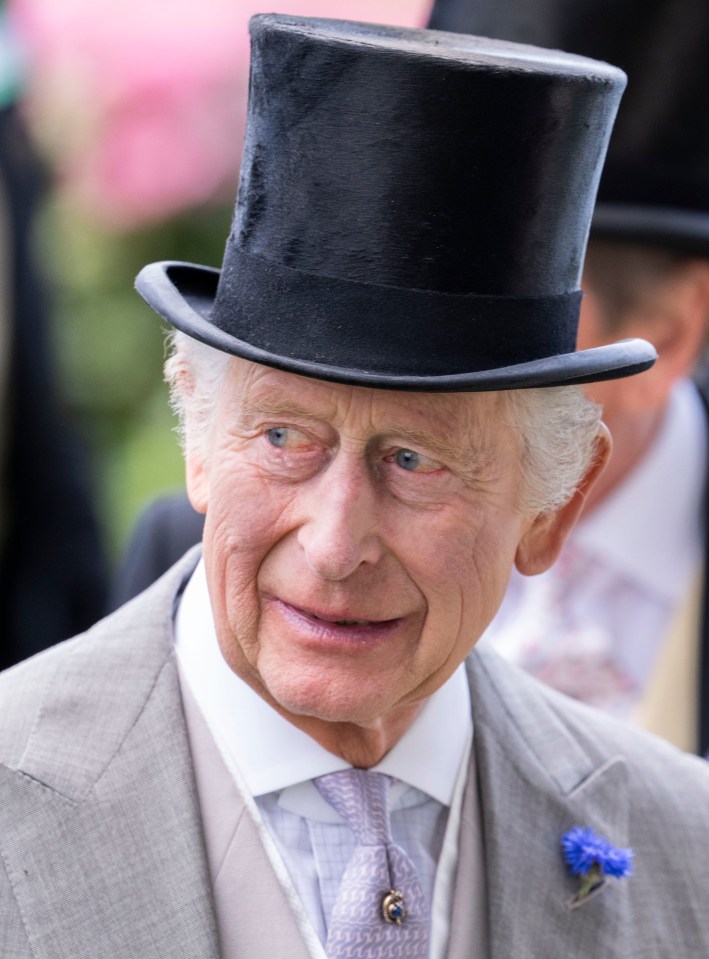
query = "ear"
xmin=646 ymin=262 xmax=709 ymax=384
xmin=185 ymin=451 xmax=209 ymax=515
xmin=514 ymin=424 xmax=611 ymax=576
xmin=624 ymin=280 xmax=709 ymax=411
xmin=581 ymin=261 xmax=709 ymax=415
xmin=167 ymin=347 xmax=211 ymax=515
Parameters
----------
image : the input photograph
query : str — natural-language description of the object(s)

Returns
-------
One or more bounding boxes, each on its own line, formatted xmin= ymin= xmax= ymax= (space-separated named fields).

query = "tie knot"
xmin=315 ymin=768 xmax=392 ymax=846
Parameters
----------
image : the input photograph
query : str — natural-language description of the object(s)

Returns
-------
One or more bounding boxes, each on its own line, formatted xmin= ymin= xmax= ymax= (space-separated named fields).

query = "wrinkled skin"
xmin=186 ymin=357 xmax=607 ymax=765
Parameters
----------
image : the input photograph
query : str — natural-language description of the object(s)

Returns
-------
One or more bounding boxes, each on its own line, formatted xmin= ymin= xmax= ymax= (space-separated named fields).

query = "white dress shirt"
xmin=175 ymin=560 xmax=473 ymax=957
xmin=482 ymin=378 xmax=706 ymax=718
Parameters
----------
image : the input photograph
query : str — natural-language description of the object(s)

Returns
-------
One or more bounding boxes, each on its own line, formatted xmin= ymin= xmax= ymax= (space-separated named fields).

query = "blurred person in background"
xmin=429 ymin=0 xmax=709 ymax=755
xmin=0 ymin=0 xmax=107 ymax=667
xmin=111 ymin=488 xmax=203 ymax=606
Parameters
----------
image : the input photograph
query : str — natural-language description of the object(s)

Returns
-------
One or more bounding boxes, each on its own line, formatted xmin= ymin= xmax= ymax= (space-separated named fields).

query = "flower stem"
xmin=577 ymin=864 xmax=603 ymax=901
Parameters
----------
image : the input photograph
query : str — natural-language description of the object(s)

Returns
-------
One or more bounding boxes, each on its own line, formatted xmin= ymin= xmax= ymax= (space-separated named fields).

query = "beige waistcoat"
xmin=180 ymin=680 xmax=489 ymax=959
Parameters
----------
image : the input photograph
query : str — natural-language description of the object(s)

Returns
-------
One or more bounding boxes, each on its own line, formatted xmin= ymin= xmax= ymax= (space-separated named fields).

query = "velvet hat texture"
xmin=429 ymin=0 xmax=709 ymax=256
xmin=136 ymin=15 xmax=656 ymax=391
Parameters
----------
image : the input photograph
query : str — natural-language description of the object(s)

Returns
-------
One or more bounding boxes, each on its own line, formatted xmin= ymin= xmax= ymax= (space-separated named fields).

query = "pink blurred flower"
xmin=11 ymin=0 xmax=429 ymax=229
xmin=80 ymin=74 xmax=247 ymax=225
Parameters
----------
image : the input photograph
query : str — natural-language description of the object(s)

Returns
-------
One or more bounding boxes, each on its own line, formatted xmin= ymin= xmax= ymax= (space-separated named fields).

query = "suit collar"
xmin=468 ymin=647 xmax=632 ymax=957
xmin=16 ymin=546 xmax=202 ymax=801
xmin=0 ymin=548 xmax=219 ymax=958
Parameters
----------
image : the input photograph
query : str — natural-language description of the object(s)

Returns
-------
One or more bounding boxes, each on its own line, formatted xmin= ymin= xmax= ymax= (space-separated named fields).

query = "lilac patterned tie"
xmin=315 ymin=768 xmax=430 ymax=958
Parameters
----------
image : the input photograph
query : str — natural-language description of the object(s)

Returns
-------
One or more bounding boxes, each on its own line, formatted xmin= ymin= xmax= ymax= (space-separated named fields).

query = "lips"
xmin=269 ymin=597 xmax=404 ymax=636
xmin=309 ymin=611 xmax=386 ymax=627
xmin=294 ymin=606 xmax=398 ymax=628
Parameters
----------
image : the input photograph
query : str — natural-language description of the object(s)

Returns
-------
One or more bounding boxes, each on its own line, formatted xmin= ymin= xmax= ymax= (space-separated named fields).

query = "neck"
xmin=288 ymin=704 xmax=424 ymax=768
xmin=229 ymin=653 xmax=424 ymax=766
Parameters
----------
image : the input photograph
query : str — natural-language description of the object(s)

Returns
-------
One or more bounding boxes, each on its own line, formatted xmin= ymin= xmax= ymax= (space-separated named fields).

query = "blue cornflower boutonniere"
xmin=562 ymin=826 xmax=633 ymax=906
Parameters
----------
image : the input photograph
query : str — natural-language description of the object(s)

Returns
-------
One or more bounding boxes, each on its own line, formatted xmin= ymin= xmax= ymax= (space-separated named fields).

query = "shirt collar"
xmin=574 ymin=379 xmax=706 ymax=602
xmin=175 ymin=559 xmax=472 ymax=807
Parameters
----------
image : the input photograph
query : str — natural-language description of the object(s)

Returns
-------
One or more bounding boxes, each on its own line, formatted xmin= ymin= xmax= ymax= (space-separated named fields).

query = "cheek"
xmin=404 ymin=512 xmax=483 ymax=625
xmin=417 ymin=507 xmax=523 ymax=626
xmin=205 ymin=446 xmax=298 ymax=552
xmin=202 ymin=468 xmax=299 ymax=644
xmin=391 ymin=522 xmax=499 ymax=703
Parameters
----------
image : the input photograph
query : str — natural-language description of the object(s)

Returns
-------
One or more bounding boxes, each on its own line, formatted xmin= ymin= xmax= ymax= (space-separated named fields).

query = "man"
xmin=428 ymin=0 xmax=709 ymax=754
xmin=1 ymin=16 xmax=708 ymax=959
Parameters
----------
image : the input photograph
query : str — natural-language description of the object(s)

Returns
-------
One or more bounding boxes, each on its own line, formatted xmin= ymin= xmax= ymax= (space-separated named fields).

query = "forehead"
xmin=219 ymin=357 xmax=514 ymax=445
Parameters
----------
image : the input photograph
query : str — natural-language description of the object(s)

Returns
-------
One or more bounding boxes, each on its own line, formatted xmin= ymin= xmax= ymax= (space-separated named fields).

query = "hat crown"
xmin=233 ymin=15 xmax=625 ymax=297
xmin=135 ymin=16 xmax=656 ymax=390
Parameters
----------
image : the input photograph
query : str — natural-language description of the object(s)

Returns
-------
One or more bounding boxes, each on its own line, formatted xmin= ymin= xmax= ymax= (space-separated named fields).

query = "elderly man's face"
xmin=187 ymin=358 xmax=582 ymax=758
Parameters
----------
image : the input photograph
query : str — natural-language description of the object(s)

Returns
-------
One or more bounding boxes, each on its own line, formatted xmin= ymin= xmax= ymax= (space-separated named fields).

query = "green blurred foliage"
xmin=40 ymin=197 xmax=232 ymax=559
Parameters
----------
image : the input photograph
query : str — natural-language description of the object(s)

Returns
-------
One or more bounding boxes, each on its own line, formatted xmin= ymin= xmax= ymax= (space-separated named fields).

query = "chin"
xmin=263 ymin=669 xmax=391 ymax=729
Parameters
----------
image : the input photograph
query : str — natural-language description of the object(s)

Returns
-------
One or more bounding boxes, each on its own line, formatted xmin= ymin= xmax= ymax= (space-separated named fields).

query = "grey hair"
xmin=164 ymin=330 xmax=230 ymax=459
xmin=165 ymin=330 xmax=602 ymax=515
xmin=504 ymin=387 xmax=602 ymax=515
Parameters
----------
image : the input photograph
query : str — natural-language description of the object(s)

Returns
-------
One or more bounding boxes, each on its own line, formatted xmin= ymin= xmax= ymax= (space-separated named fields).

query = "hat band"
xmin=213 ymin=248 xmax=581 ymax=376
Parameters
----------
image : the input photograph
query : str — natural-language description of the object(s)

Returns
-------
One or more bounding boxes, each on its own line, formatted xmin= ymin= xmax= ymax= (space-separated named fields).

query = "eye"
xmin=267 ymin=427 xmax=289 ymax=448
xmin=264 ymin=425 xmax=318 ymax=455
xmin=390 ymin=448 xmax=443 ymax=473
xmin=260 ymin=424 xmax=326 ymax=479
xmin=395 ymin=449 xmax=420 ymax=471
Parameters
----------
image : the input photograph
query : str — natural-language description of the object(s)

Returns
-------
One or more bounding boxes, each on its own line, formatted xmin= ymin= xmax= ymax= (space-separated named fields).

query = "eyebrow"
xmin=240 ymin=395 xmax=339 ymax=422
xmin=242 ymin=395 xmax=456 ymax=453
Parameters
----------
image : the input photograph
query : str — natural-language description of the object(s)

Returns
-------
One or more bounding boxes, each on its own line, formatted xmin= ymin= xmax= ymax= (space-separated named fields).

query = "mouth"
xmin=269 ymin=597 xmax=405 ymax=641
xmin=309 ymin=611 xmax=386 ymax=627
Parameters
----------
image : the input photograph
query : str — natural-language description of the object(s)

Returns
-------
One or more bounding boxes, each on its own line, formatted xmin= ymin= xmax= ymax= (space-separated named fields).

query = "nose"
xmin=296 ymin=453 xmax=384 ymax=581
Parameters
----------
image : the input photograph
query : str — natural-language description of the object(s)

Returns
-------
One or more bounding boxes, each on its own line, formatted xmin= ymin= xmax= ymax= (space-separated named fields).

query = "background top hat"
xmin=429 ymin=0 xmax=709 ymax=256
xmin=136 ymin=15 xmax=656 ymax=391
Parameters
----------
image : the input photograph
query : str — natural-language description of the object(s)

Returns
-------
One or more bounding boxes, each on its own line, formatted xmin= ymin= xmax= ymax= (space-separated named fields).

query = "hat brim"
xmin=136 ymin=261 xmax=657 ymax=392
xmin=592 ymin=204 xmax=709 ymax=256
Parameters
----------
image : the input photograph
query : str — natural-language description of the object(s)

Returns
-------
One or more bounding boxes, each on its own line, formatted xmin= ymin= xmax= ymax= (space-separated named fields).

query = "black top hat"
xmin=429 ymin=0 xmax=709 ymax=256
xmin=136 ymin=15 xmax=655 ymax=391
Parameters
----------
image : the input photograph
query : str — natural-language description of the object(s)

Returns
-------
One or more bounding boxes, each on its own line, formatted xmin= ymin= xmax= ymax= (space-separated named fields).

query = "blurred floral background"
xmin=11 ymin=0 xmax=430 ymax=560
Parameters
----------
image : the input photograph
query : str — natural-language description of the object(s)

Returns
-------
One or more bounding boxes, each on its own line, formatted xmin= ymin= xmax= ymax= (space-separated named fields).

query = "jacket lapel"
xmin=0 ymin=550 xmax=220 ymax=959
xmin=468 ymin=648 xmax=632 ymax=959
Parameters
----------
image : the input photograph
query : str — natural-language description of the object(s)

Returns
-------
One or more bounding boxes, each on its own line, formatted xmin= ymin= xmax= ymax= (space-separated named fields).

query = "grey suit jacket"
xmin=2 ymin=549 xmax=709 ymax=958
